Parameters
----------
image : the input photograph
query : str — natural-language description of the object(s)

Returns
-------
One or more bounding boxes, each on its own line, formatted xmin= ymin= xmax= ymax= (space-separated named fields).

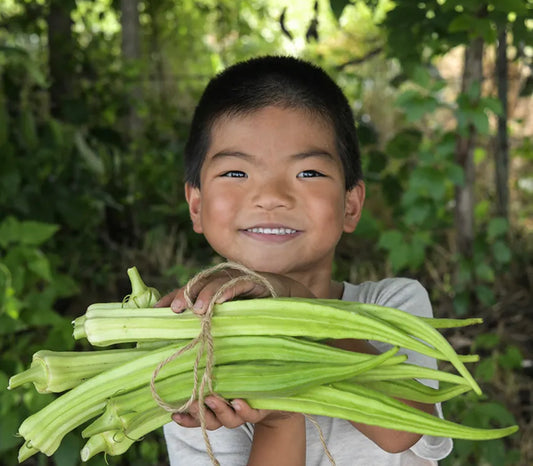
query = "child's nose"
xmin=252 ymin=178 xmax=294 ymax=210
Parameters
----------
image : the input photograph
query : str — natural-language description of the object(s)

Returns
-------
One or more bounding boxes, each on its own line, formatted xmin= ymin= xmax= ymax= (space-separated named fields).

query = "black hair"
xmin=184 ymin=55 xmax=362 ymax=189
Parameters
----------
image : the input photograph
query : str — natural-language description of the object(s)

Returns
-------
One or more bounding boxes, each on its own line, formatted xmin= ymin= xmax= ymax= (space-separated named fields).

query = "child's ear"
xmin=185 ymin=182 xmax=203 ymax=234
xmin=343 ymin=181 xmax=366 ymax=233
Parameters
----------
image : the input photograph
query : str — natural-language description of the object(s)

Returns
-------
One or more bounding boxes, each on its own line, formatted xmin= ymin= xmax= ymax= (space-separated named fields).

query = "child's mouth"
xmin=245 ymin=227 xmax=297 ymax=235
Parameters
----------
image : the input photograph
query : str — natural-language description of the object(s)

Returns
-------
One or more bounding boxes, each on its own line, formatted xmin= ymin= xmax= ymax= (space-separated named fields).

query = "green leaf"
xmin=385 ymin=128 xmax=422 ymax=158
xmin=366 ymin=149 xmax=387 ymax=174
xmin=74 ymin=131 xmax=105 ymax=176
xmin=487 ymin=217 xmax=509 ymax=240
xmin=478 ymin=402 xmax=516 ymax=426
xmin=474 ymin=147 xmax=487 ymax=164
xmin=453 ymin=290 xmax=470 ymax=316
xmin=482 ymin=96 xmax=503 ymax=116
xmin=27 ymin=250 xmax=52 ymax=281
xmin=409 ymin=166 xmax=446 ymax=200
xmin=492 ymin=0 xmax=529 ymax=15
xmin=381 ymin=174 xmax=404 ymax=206
xmin=404 ymin=203 xmax=431 ymax=226
xmin=0 ymin=403 xmax=21 ymax=452
xmin=0 ymin=216 xmax=19 ymax=248
xmin=396 ymin=91 xmax=439 ymax=122
xmin=411 ymin=65 xmax=432 ymax=88
xmin=445 ymin=163 xmax=465 ymax=186
xmin=353 ymin=210 xmax=380 ymax=239
xmin=498 ymin=345 xmax=523 ymax=370
xmin=480 ymin=439 xmax=506 ymax=465
xmin=18 ymin=108 xmax=38 ymax=151
xmin=388 ymin=246 xmax=411 ymax=272
xmin=377 ymin=230 xmax=414 ymax=272
xmin=474 ymin=332 xmax=500 ymax=350
xmin=0 ymin=217 xmax=60 ymax=247
xmin=448 ymin=14 xmax=475 ymax=34
xmin=456 ymin=259 xmax=473 ymax=285
xmin=492 ymin=240 xmax=512 ymax=264
xmin=475 ymin=284 xmax=495 ymax=306
xmin=471 ymin=109 xmax=490 ymax=134
xmin=377 ymin=230 xmax=404 ymax=251
xmin=19 ymin=221 xmax=60 ymax=246
xmin=475 ymin=262 xmax=495 ymax=282
xmin=409 ymin=234 xmax=429 ymax=268
xmin=474 ymin=200 xmax=490 ymax=222
xmin=53 ymin=432 xmax=82 ymax=466
xmin=474 ymin=358 xmax=496 ymax=382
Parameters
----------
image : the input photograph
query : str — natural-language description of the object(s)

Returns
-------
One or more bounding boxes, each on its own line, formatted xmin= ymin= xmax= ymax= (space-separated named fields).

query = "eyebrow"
xmin=210 ymin=149 xmax=335 ymax=162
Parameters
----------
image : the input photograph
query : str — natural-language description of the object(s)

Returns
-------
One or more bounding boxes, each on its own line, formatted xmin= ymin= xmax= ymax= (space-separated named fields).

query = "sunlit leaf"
xmin=74 ymin=131 xmax=105 ymax=176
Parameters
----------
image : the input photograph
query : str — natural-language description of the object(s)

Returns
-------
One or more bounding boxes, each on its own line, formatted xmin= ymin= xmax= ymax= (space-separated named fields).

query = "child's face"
xmin=185 ymin=106 xmax=364 ymax=283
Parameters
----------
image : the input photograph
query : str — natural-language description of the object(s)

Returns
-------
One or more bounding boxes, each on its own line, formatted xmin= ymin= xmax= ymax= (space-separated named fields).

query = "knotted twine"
xmin=150 ymin=261 xmax=335 ymax=466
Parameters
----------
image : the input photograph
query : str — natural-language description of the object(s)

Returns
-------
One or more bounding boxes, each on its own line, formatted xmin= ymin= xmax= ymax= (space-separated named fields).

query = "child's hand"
xmin=155 ymin=270 xmax=314 ymax=315
xmin=171 ymin=395 xmax=299 ymax=430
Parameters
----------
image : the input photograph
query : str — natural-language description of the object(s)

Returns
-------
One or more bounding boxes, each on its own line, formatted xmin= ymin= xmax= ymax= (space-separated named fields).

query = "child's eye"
xmin=221 ymin=171 xmax=247 ymax=178
xmin=297 ymin=170 xmax=324 ymax=178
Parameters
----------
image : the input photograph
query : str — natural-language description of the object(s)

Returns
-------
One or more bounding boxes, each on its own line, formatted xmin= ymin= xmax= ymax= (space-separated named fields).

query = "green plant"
xmin=0 ymin=216 xmax=78 ymax=464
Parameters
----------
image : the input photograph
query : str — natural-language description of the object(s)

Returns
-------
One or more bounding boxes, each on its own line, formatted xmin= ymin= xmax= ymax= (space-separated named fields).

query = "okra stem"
xmin=9 ymin=348 xmax=154 ymax=393
xmin=84 ymin=348 xmax=401 ymax=436
xmin=247 ymin=384 xmax=518 ymax=440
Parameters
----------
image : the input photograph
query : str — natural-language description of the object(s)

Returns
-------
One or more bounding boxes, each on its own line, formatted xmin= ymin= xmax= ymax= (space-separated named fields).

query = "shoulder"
xmin=342 ymin=278 xmax=433 ymax=318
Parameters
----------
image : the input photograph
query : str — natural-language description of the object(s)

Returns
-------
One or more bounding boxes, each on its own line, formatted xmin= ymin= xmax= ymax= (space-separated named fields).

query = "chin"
xmin=223 ymin=256 xmax=287 ymax=275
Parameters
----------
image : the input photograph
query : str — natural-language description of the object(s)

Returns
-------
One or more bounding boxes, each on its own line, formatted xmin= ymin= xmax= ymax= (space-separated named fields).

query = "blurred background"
xmin=0 ymin=0 xmax=532 ymax=464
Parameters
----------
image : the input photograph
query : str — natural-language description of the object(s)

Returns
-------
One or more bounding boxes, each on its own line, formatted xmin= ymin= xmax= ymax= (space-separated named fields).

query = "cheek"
xmin=200 ymin=187 xmax=240 ymax=231
xmin=211 ymin=195 xmax=237 ymax=216
xmin=309 ymin=189 xmax=346 ymax=222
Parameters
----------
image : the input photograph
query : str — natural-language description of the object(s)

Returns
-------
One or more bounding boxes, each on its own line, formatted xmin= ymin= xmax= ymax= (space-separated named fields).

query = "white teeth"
xmin=247 ymin=227 xmax=296 ymax=235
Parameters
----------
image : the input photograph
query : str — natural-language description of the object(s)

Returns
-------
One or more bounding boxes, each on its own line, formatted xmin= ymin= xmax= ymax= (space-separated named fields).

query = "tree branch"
xmin=335 ymin=47 xmax=383 ymax=70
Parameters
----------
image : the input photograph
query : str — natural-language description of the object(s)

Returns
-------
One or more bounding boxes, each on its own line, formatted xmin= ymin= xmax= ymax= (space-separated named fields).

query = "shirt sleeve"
xmin=342 ymin=278 xmax=454 ymax=461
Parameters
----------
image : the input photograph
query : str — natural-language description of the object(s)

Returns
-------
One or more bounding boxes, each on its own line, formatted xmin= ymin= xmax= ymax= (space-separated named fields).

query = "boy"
xmin=156 ymin=56 xmax=453 ymax=465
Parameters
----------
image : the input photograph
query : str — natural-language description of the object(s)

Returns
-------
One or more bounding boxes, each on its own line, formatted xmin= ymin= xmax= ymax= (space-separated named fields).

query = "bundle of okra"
xmin=8 ymin=266 xmax=518 ymax=463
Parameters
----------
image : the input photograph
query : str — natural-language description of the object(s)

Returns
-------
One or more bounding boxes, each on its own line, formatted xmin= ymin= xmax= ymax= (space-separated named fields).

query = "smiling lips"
xmin=245 ymin=227 xmax=297 ymax=235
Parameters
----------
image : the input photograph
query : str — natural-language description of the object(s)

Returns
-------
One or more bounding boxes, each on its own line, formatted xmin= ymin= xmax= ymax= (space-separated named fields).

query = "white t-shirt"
xmin=164 ymin=278 xmax=454 ymax=465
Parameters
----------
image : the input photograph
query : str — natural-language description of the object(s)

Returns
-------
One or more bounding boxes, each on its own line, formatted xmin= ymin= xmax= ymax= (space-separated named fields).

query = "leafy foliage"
xmin=0 ymin=0 xmax=531 ymax=464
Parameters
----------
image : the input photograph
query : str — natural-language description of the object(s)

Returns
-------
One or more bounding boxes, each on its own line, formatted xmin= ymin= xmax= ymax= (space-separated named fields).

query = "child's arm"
xmin=328 ymin=338 xmax=436 ymax=453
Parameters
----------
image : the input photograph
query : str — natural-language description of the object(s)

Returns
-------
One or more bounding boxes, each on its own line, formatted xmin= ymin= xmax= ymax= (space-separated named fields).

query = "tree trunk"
xmin=495 ymin=25 xmax=509 ymax=220
xmin=47 ymin=0 xmax=76 ymax=120
xmin=454 ymin=37 xmax=484 ymax=258
xmin=146 ymin=0 xmax=167 ymax=112
xmin=121 ymin=0 xmax=142 ymax=140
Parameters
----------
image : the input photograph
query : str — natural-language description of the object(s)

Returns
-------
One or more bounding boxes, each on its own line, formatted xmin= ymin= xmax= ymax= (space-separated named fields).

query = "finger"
xmin=171 ymin=412 xmax=200 ymax=428
xmin=229 ymin=399 xmax=268 ymax=424
xmin=188 ymin=401 xmax=223 ymax=430
xmin=204 ymin=396 xmax=245 ymax=429
xmin=194 ymin=278 xmax=270 ymax=314
xmin=155 ymin=290 xmax=179 ymax=308
xmin=213 ymin=280 xmax=271 ymax=304
xmin=169 ymin=287 xmax=189 ymax=313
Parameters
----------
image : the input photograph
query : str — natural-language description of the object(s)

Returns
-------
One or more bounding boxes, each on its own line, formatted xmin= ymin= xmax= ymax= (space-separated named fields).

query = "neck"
xmin=288 ymin=270 xmax=344 ymax=300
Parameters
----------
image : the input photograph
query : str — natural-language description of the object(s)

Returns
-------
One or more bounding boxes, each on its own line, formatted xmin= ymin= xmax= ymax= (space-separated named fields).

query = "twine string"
xmin=149 ymin=261 xmax=335 ymax=465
